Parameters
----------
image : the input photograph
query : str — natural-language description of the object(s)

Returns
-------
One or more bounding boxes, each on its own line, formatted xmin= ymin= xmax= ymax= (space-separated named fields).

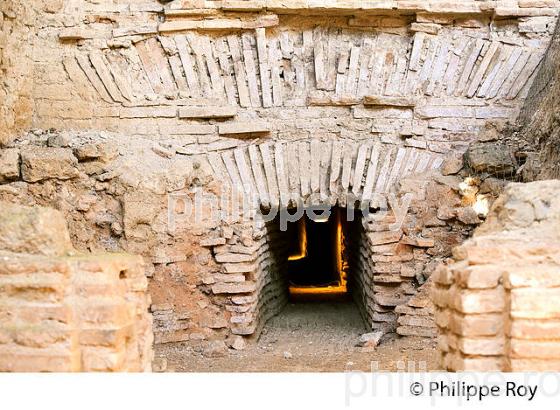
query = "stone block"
xmin=410 ymin=22 xmax=441 ymax=35
xmin=465 ymin=142 xmax=516 ymax=175
xmin=178 ymin=106 xmax=237 ymax=119
xmin=455 ymin=287 xmax=506 ymax=314
xmin=20 ymin=148 xmax=79 ymax=182
xmin=367 ymin=230 xmax=403 ymax=246
xmin=218 ymin=122 xmax=270 ymax=135
xmin=0 ymin=347 xmax=78 ymax=372
xmin=510 ymin=359 xmax=560 ymax=372
xmin=449 ymin=313 xmax=502 ymax=337
xmin=223 ymin=262 xmax=258 ymax=274
xmin=458 ymin=336 xmax=505 ymax=356
xmin=306 ymin=91 xmax=359 ymax=106
xmin=509 ymin=319 xmax=560 ymax=340
xmin=448 ymin=355 xmax=503 ymax=371
xmin=215 ymin=253 xmax=256 ymax=263
xmin=455 ymin=265 xmax=504 ymax=289
xmin=0 ymin=202 xmax=73 ymax=256
xmin=396 ymin=326 xmax=437 ymax=338
xmin=510 ymin=288 xmax=560 ymax=319
xmin=74 ymin=143 xmax=118 ymax=163
xmin=505 ymin=264 xmax=560 ymax=289
xmin=0 ymin=149 xmax=20 ymax=183
xmin=510 ymin=340 xmax=560 ymax=359
xmin=434 ymin=309 xmax=449 ymax=328
xmin=415 ymin=106 xmax=474 ymax=119
xmin=363 ymin=95 xmax=416 ymax=107
xmin=397 ymin=315 xmax=435 ymax=328
xmin=212 ymin=282 xmax=257 ymax=294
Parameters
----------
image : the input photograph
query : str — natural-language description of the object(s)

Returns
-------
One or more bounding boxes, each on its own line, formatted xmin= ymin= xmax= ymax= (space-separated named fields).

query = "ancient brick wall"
xmin=21 ymin=0 xmax=559 ymax=153
xmin=434 ymin=180 xmax=560 ymax=371
xmin=2 ymin=0 xmax=560 ymax=352
xmin=0 ymin=131 xmax=482 ymax=348
xmin=0 ymin=202 xmax=153 ymax=372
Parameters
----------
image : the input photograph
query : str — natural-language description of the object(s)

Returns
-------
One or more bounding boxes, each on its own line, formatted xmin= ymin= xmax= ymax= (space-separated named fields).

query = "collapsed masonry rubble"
xmin=434 ymin=180 xmax=560 ymax=371
xmin=396 ymin=281 xmax=437 ymax=338
xmin=510 ymin=20 xmax=560 ymax=180
xmin=0 ymin=202 xmax=153 ymax=372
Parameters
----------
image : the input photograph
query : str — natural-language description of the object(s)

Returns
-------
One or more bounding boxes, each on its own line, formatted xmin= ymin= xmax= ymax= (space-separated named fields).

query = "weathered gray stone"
xmin=465 ymin=142 xmax=517 ymax=175
xmin=357 ymin=330 xmax=384 ymax=348
xmin=47 ymin=134 xmax=72 ymax=147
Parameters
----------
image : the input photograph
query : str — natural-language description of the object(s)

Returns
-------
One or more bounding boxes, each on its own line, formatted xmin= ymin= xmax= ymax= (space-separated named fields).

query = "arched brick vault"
xmin=68 ymin=28 xmax=543 ymax=109
xmin=198 ymin=139 xmax=445 ymax=337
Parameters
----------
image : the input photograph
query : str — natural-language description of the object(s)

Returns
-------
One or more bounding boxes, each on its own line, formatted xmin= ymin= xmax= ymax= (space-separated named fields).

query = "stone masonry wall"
xmin=434 ymin=180 xmax=560 ymax=371
xmin=0 ymin=1 xmax=35 ymax=145
xmin=0 ymin=202 xmax=153 ymax=372
xmin=0 ymin=130 xmax=485 ymax=349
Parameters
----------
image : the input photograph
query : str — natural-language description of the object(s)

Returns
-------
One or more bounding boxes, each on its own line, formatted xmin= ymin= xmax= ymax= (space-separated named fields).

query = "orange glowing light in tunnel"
xmin=288 ymin=217 xmax=307 ymax=261
xmin=289 ymin=209 xmax=348 ymax=296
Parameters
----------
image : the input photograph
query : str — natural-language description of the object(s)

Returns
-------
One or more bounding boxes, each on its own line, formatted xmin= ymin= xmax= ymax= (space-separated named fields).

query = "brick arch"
xmin=205 ymin=139 xmax=444 ymax=209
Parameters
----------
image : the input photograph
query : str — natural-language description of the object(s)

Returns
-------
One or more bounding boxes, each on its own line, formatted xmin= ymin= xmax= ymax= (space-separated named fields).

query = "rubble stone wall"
xmin=434 ymin=180 xmax=560 ymax=371
xmin=0 ymin=1 xmax=35 ymax=145
xmin=0 ymin=202 xmax=153 ymax=372
xmin=514 ymin=17 xmax=560 ymax=179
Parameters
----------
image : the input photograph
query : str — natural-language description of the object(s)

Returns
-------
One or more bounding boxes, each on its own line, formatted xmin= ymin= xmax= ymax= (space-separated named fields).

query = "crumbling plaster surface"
xmin=0 ymin=1 xmax=36 ymax=145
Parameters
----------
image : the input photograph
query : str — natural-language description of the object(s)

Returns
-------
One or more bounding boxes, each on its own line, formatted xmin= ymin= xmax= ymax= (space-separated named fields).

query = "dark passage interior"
xmin=287 ymin=212 xmax=342 ymax=288
xmin=283 ymin=207 xmax=358 ymax=299
xmin=258 ymin=205 xmax=372 ymax=339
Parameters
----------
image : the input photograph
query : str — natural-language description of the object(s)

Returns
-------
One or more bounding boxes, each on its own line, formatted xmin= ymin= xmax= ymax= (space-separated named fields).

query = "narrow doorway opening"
xmin=286 ymin=207 xmax=350 ymax=298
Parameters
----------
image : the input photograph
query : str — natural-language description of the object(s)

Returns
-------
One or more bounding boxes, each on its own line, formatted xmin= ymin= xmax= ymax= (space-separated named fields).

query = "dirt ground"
xmin=157 ymin=301 xmax=440 ymax=372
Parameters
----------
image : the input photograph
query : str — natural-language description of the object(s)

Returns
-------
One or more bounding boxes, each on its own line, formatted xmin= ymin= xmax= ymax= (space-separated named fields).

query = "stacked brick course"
xmin=0 ymin=202 xmax=153 ymax=372
xmin=434 ymin=180 xmax=560 ymax=371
